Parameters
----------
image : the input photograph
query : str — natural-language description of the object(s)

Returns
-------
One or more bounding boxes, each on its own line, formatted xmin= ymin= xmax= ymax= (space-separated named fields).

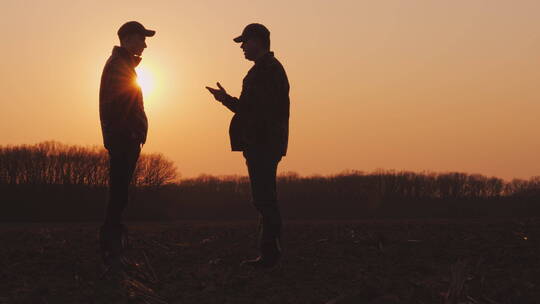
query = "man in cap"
xmin=99 ymin=21 xmax=155 ymax=266
xmin=206 ymin=23 xmax=290 ymax=268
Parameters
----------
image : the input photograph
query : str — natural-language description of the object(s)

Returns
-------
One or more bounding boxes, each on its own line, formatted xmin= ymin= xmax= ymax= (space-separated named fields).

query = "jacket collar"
xmin=112 ymin=46 xmax=142 ymax=67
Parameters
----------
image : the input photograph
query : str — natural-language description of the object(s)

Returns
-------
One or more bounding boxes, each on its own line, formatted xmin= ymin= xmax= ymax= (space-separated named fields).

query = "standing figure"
xmin=99 ymin=21 xmax=155 ymax=265
xmin=206 ymin=23 xmax=290 ymax=268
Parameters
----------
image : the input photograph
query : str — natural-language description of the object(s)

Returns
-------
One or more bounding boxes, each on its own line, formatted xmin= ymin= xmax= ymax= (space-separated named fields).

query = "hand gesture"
xmin=205 ymin=82 xmax=230 ymax=103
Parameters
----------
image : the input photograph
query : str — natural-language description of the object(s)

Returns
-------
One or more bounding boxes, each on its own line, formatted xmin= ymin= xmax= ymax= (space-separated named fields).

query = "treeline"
xmin=174 ymin=171 xmax=540 ymax=219
xmin=1 ymin=142 xmax=539 ymax=221
xmin=0 ymin=141 xmax=177 ymax=187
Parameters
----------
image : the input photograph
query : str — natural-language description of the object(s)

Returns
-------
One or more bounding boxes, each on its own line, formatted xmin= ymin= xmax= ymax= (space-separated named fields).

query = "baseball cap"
xmin=117 ymin=21 xmax=156 ymax=39
xmin=233 ymin=23 xmax=270 ymax=43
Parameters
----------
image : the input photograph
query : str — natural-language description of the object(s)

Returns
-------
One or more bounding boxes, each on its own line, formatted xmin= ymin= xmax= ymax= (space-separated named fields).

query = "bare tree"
xmin=134 ymin=153 xmax=178 ymax=188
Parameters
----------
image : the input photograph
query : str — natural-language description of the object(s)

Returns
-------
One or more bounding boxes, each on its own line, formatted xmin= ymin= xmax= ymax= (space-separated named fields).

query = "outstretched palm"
xmin=205 ymin=82 xmax=230 ymax=102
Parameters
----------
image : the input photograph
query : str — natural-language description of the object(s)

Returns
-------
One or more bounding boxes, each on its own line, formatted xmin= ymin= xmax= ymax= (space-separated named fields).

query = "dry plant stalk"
xmin=445 ymin=259 xmax=469 ymax=304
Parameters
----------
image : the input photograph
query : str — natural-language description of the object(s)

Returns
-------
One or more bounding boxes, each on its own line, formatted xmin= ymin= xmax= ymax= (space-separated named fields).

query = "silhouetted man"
xmin=206 ymin=23 xmax=290 ymax=268
xmin=99 ymin=21 xmax=155 ymax=266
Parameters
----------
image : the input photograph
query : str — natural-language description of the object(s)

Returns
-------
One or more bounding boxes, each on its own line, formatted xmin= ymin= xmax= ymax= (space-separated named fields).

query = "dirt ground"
xmin=0 ymin=218 xmax=539 ymax=304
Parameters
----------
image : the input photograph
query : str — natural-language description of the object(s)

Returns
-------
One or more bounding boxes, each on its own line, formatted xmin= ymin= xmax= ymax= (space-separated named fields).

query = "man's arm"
xmin=206 ymin=82 xmax=239 ymax=113
xmin=221 ymin=95 xmax=239 ymax=113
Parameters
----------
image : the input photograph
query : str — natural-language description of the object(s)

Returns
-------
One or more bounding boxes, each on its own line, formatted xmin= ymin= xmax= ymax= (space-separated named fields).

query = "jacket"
xmin=99 ymin=46 xmax=148 ymax=149
xmin=224 ymin=52 xmax=290 ymax=156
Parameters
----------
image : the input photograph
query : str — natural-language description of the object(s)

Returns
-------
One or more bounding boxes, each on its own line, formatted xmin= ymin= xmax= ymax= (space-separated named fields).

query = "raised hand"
xmin=205 ymin=82 xmax=230 ymax=103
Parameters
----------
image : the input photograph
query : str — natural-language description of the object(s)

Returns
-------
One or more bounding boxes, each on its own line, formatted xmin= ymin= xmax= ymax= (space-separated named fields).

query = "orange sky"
xmin=1 ymin=0 xmax=540 ymax=180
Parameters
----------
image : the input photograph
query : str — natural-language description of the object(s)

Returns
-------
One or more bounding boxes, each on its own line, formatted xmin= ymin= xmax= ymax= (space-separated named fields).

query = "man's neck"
xmin=115 ymin=46 xmax=142 ymax=67
xmin=119 ymin=45 xmax=139 ymax=58
xmin=254 ymin=50 xmax=270 ymax=63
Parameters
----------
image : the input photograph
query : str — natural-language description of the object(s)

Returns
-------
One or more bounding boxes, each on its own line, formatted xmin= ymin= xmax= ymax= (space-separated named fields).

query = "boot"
xmin=99 ymin=223 xmax=129 ymax=267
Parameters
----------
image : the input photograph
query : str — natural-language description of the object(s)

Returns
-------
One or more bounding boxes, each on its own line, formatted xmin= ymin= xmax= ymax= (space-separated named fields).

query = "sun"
xmin=135 ymin=66 xmax=154 ymax=95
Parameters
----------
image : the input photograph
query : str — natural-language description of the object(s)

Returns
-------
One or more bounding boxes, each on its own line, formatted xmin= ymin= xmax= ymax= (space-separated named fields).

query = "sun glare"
xmin=135 ymin=66 xmax=154 ymax=95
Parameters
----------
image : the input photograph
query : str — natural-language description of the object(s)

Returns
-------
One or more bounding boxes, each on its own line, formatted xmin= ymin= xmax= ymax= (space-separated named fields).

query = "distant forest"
xmin=1 ymin=142 xmax=539 ymax=221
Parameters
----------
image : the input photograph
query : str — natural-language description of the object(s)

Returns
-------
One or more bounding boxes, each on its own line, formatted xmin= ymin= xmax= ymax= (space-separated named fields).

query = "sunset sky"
xmin=1 ymin=0 xmax=540 ymax=180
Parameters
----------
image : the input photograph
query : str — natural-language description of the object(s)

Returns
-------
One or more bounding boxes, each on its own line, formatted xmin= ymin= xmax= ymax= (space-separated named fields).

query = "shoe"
xmin=99 ymin=224 xmax=129 ymax=266
xmin=241 ymin=255 xmax=281 ymax=268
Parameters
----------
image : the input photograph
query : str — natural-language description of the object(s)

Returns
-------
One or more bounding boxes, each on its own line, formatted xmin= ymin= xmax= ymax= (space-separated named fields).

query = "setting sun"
xmin=135 ymin=66 xmax=154 ymax=95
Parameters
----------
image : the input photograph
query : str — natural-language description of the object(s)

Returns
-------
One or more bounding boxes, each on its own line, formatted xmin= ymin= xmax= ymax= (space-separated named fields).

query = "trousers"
xmin=244 ymin=149 xmax=283 ymax=245
xmin=104 ymin=142 xmax=141 ymax=227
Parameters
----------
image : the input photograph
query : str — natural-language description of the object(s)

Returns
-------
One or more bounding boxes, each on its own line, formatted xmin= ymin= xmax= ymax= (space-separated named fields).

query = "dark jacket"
xmin=99 ymin=46 xmax=148 ymax=150
xmin=224 ymin=52 xmax=290 ymax=156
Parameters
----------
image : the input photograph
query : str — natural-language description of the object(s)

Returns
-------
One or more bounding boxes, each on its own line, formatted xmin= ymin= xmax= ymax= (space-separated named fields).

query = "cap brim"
xmin=233 ymin=35 xmax=244 ymax=43
xmin=144 ymin=29 xmax=156 ymax=37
